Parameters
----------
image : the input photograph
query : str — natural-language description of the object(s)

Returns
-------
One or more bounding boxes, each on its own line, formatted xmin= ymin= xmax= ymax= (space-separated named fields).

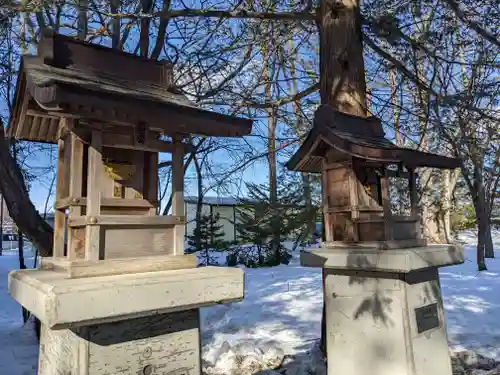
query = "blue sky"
xmin=2 ymin=4 xmax=402 ymax=213
xmin=1 ymin=13 xmax=275 ymax=212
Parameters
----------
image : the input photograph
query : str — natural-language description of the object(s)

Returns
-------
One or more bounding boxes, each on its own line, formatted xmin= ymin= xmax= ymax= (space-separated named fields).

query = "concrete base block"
xmin=38 ymin=310 xmax=201 ymax=375
xmin=301 ymin=244 xmax=464 ymax=272
xmin=323 ymin=268 xmax=452 ymax=375
xmin=9 ymin=266 xmax=244 ymax=329
xmin=302 ymin=244 xmax=463 ymax=375
xmin=9 ymin=266 xmax=244 ymax=375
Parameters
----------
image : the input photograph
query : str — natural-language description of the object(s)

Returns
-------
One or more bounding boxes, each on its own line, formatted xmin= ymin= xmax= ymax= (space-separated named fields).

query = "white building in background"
xmin=184 ymin=196 xmax=255 ymax=243
xmin=0 ymin=195 xmax=258 ymax=246
xmin=0 ymin=196 xmax=14 ymax=237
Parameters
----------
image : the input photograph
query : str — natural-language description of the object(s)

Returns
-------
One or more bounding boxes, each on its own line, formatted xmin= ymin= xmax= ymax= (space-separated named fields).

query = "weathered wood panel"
xmin=68 ymin=227 xmax=86 ymax=259
xmin=326 ymin=168 xmax=351 ymax=208
xmin=357 ymin=221 xmax=385 ymax=242
xmin=392 ymin=218 xmax=419 ymax=241
xmin=56 ymin=197 xmax=155 ymax=210
xmin=67 ymin=132 xmax=85 ymax=260
xmin=41 ymin=254 xmax=196 ymax=278
xmin=85 ymin=130 xmax=103 ymax=260
xmin=100 ymin=207 xmax=150 ymax=216
xmin=53 ymin=136 xmax=67 ymax=258
xmin=104 ymin=226 xmax=174 ymax=258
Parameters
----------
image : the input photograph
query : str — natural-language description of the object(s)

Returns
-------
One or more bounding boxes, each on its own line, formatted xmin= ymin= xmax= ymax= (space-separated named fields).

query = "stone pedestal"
xmin=9 ymin=267 xmax=244 ymax=375
xmin=301 ymin=244 xmax=464 ymax=375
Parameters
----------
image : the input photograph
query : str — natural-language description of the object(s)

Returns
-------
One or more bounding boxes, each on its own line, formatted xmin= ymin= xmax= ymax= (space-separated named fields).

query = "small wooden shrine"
xmin=8 ymin=30 xmax=251 ymax=375
xmin=8 ymin=29 xmax=251 ymax=276
xmin=287 ymin=104 xmax=460 ymax=248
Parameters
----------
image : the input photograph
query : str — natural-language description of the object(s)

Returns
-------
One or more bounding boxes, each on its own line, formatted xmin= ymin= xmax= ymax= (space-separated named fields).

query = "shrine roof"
xmin=287 ymin=105 xmax=461 ymax=172
xmin=7 ymin=30 xmax=252 ymax=143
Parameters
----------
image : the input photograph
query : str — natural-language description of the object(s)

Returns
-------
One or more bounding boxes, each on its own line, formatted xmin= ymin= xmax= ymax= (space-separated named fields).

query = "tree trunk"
xmin=0 ymin=124 xmax=53 ymax=256
xmin=110 ymin=0 xmax=120 ymax=49
xmin=302 ymin=173 xmax=316 ymax=242
xmin=320 ymin=269 xmax=327 ymax=359
xmin=439 ymin=168 xmax=460 ymax=243
xmin=263 ymin=21 xmax=279 ymax=262
xmin=439 ymin=169 xmax=452 ymax=243
xmin=77 ymin=0 xmax=87 ymax=40
xmin=389 ymin=68 xmax=403 ymax=147
xmin=317 ymin=0 xmax=366 ymax=359
xmin=484 ymin=221 xmax=494 ymax=258
xmin=267 ymin=110 xmax=278 ymax=216
xmin=474 ymin=183 xmax=488 ymax=270
xmin=17 ymin=229 xmax=25 ymax=270
xmin=17 ymin=230 xmax=30 ymax=322
xmin=194 ymin=156 xmax=204 ymax=253
xmin=287 ymin=36 xmax=316 ymax=244
xmin=0 ymin=197 xmax=3 ymax=256
xmin=477 ymin=222 xmax=488 ymax=271
xmin=419 ymin=170 xmax=455 ymax=244
xmin=319 ymin=0 xmax=366 ymax=116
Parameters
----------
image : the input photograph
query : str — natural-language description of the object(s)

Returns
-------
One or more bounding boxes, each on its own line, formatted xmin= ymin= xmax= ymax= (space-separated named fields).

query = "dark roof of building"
xmin=184 ymin=196 xmax=259 ymax=206
xmin=287 ymin=105 xmax=461 ymax=172
xmin=8 ymin=30 xmax=252 ymax=143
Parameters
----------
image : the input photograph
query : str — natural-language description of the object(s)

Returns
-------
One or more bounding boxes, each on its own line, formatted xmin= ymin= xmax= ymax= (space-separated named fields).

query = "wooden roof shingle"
xmin=8 ymin=30 xmax=252 ymax=142
xmin=287 ymin=105 xmax=461 ymax=172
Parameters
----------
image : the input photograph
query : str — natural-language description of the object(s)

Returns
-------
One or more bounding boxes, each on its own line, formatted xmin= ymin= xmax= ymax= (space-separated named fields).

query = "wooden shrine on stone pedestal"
xmin=287 ymin=105 xmax=461 ymax=248
xmin=287 ymin=108 xmax=465 ymax=375
xmin=8 ymin=30 xmax=252 ymax=375
xmin=286 ymin=1 xmax=464 ymax=375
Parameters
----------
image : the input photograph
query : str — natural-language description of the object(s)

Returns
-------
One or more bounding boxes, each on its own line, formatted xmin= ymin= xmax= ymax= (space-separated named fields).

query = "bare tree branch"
xmin=96 ymin=8 xmax=317 ymax=21
xmin=442 ymin=0 xmax=500 ymax=48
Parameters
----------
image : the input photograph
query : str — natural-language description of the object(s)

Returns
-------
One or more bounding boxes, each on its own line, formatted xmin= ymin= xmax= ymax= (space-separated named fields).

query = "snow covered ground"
xmin=0 ymin=249 xmax=38 ymax=375
xmin=1 ymin=231 xmax=500 ymax=375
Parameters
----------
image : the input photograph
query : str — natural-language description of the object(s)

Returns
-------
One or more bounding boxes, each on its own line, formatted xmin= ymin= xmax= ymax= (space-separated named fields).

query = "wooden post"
xmin=348 ymin=168 xmax=359 ymax=241
xmin=148 ymin=151 xmax=159 ymax=216
xmin=85 ymin=130 xmax=103 ymax=261
xmin=408 ymin=167 xmax=421 ymax=239
xmin=53 ymin=137 xmax=66 ymax=258
xmin=408 ymin=168 xmax=418 ymax=217
xmin=67 ymin=132 xmax=84 ymax=260
xmin=172 ymin=135 xmax=185 ymax=255
xmin=321 ymin=164 xmax=333 ymax=242
xmin=381 ymin=167 xmax=393 ymax=240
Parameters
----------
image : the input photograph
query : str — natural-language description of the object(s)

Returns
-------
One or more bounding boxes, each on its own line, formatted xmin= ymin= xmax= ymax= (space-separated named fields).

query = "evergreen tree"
xmin=187 ymin=212 xmax=228 ymax=266
xmin=230 ymin=173 xmax=318 ymax=268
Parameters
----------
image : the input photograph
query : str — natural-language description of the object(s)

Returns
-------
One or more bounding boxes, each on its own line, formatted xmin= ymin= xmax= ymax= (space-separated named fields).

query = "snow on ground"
xmin=201 ymin=249 xmax=323 ymax=364
xmin=0 ymin=248 xmax=38 ymax=375
xmin=1 ymin=234 xmax=500 ymax=374
xmin=456 ymin=229 xmax=500 ymax=250
xmin=444 ymin=230 xmax=500 ymax=359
